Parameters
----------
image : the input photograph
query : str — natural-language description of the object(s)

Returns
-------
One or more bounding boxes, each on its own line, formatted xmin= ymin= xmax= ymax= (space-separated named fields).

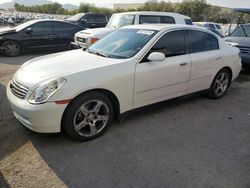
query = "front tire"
xmin=3 ymin=40 xmax=22 ymax=57
xmin=63 ymin=92 xmax=113 ymax=141
xmin=209 ymin=69 xmax=231 ymax=99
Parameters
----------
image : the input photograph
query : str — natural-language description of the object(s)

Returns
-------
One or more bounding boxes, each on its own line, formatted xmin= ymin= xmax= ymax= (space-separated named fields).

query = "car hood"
xmin=225 ymin=37 xmax=250 ymax=48
xmin=14 ymin=49 xmax=121 ymax=88
xmin=0 ymin=27 xmax=16 ymax=35
xmin=76 ymin=27 xmax=114 ymax=38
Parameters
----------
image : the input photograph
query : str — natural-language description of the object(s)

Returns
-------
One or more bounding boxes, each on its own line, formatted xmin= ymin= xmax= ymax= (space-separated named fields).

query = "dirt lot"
xmin=0 ymin=53 xmax=250 ymax=188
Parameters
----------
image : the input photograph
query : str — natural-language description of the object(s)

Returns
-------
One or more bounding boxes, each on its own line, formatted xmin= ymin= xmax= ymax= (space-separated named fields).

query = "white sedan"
xmin=7 ymin=24 xmax=241 ymax=141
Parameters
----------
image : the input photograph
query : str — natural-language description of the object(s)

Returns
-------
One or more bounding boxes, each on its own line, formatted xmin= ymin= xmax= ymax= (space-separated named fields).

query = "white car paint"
xmin=74 ymin=11 xmax=192 ymax=48
xmin=7 ymin=24 xmax=241 ymax=133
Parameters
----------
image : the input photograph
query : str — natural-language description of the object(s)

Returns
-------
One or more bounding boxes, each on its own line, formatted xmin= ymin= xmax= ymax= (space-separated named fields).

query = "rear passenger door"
xmin=186 ymin=30 xmax=221 ymax=93
xmin=52 ymin=22 xmax=81 ymax=49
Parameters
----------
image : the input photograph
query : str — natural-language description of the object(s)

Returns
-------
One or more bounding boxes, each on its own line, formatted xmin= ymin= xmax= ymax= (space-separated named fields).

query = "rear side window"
xmin=185 ymin=19 xmax=193 ymax=25
xmin=139 ymin=15 xmax=175 ymax=24
xmin=188 ymin=30 xmax=219 ymax=53
xmin=53 ymin=22 xmax=80 ymax=33
xmin=92 ymin=15 xmax=107 ymax=23
xmin=215 ymin=24 xmax=221 ymax=29
xmin=204 ymin=23 xmax=216 ymax=29
xmin=84 ymin=14 xmax=106 ymax=23
xmin=151 ymin=30 xmax=187 ymax=57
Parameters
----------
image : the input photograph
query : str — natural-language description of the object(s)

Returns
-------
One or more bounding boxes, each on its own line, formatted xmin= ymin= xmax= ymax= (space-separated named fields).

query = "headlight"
xmin=226 ymin=42 xmax=239 ymax=47
xmin=28 ymin=78 xmax=66 ymax=104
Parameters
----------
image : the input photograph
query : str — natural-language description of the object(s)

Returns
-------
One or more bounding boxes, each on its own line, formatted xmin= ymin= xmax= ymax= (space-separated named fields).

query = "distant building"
xmin=113 ymin=3 xmax=144 ymax=10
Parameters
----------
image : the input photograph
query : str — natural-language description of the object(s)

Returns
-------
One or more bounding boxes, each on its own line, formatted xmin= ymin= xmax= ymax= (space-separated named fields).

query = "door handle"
xmin=180 ymin=62 xmax=188 ymax=66
xmin=215 ymin=56 xmax=222 ymax=60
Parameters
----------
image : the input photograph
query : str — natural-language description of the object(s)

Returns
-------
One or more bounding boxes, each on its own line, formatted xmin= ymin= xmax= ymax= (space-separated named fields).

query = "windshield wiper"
xmin=87 ymin=49 xmax=110 ymax=58
xmin=239 ymin=23 xmax=249 ymax=37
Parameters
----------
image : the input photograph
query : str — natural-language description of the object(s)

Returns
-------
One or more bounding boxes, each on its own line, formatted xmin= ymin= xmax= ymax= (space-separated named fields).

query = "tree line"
xmin=14 ymin=0 xmax=250 ymax=23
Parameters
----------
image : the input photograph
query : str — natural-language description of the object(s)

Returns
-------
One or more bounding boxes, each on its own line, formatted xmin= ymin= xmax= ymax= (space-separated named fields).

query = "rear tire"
xmin=209 ymin=69 xmax=231 ymax=99
xmin=63 ymin=92 xmax=113 ymax=141
xmin=3 ymin=40 xmax=22 ymax=57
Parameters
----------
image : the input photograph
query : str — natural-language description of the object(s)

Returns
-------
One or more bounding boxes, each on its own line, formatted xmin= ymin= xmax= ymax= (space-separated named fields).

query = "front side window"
xmin=188 ymin=30 xmax=219 ymax=53
xmin=88 ymin=29 xmax=157 ymax=59
xmin=230 ymin=25 xmax=250 ymax=37
xmin=139 ymin=15 xmax=175 ymax=24
xmin=150 ymin=30 xmax=187 ymax=57
xmin=30 ymin=22 xmax=52 ymax=33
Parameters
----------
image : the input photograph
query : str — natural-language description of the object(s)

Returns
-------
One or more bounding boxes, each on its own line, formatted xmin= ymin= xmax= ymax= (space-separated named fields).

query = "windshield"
xmin=15 ymin=20 xmax=37 ymax=31
xmin=107 ymin=14 xmax=135 ymax=29
xmin=230 ymin=25 xmax=250 ymax=37
xmin=87 ymin=28 xmax=157 ymax=59
xmin=67 ymin=13 xmax=85 ymax=22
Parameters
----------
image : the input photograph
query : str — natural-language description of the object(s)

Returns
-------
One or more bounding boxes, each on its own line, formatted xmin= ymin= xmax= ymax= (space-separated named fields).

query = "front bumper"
xmin=6 ymin=84 xmax=68 ymax=133
xmin=70 ymin=41 xmax=88 ymax=50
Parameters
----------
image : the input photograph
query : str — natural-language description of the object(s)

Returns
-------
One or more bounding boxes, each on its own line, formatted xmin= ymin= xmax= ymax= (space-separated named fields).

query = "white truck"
xmin=71 ymin=11 xmax=193 ymax=49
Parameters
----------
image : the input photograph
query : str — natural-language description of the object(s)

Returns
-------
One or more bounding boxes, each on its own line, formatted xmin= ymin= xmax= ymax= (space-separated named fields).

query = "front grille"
xmin=10 ymin=80 xmax=29 ymax=99
xmin=76 ymin=37 xmax=87 ymax=44
xmin=238 ymin=46 xmax=250 ymax=54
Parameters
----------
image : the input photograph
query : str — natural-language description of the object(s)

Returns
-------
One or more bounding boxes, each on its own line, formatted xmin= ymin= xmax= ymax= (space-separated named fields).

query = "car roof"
xmin=30 ymin=19 xmax=82 ymax=26
xmin=122 ymin=24 xmax=206 ymax=32
xmin=113 ymin=11 xmax=191 ymax=19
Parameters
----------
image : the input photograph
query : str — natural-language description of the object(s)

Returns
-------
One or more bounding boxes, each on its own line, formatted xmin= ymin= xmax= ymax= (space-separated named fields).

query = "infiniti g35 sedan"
xmin=7 ymin=24 xmax=241 ymax=141
xmin=0 ymin=19 xmax=84 ymax=57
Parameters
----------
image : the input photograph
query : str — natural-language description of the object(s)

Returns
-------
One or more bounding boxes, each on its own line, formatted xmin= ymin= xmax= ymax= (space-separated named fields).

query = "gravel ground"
xmin=0 ymin=53 xmax=250 ymax=188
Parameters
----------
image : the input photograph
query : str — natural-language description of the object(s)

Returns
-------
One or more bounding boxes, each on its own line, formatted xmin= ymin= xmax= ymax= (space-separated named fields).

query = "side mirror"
xmin=147 ymin=52 xmax=165 ymax=62
xmin=26 ymin=28 xmax=33 ymax=34
xmin=80 ymin=19 xmax=86 ymax=23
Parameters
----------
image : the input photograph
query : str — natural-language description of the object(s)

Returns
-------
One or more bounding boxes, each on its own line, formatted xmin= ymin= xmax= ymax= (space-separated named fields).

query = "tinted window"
xmin=139 ymin=16 xmax=175 ymax=24
xmin=160 ymin=16 xmax=175 ymax=24
xmin=230 ymin=25 xmax=250 ymax=37
xmin=215 ymin=24 xmax=221 ymax=29
xmin=204 ymin=23 xmax=216 ymax=29
xmin=188 ymin=30 xmax=219 ymax=53
xmin=151 ymin=30 xmax=187 ymax=57
xmin=93 ymin=15 xmax=106 ymax=23
xmin=185 ymin=19 xmax=193 ymax=25
xmin=31 ymin=22 xmax=52 ymax=33
xmin=53 ymin=22 xmax=76 ymax=32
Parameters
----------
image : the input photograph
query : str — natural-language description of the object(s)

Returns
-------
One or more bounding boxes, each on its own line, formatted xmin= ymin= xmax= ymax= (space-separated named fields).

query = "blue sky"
xmin=1 ymin=0 xmax=250 ymax=8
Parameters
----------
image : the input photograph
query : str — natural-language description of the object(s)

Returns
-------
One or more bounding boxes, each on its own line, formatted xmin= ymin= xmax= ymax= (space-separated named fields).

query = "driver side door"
xmin=134 ymin=30 xmax=191 ymax=108
xmin=22 ymin=21 xmax=54 ymax=51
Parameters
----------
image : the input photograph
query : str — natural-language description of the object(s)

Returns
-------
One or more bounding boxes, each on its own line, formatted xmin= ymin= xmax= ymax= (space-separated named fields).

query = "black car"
xmin=0 ymin=19 xmax=84 ymax=57
xmin=66 ymin=13 xmax=109 ymax=28
xmin=225 ymin=23 xmax=250 ymax=69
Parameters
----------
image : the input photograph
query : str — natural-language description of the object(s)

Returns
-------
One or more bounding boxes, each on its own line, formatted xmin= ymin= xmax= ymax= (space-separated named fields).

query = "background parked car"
xmin=194 ymin=22 xmax=223 ymax=35
xmin=66 ymin=13 xmax=109 ymax=28
xmin=225 ymin=23 xmax=250 ymax=69
xmin=71 ymin=11 xmax=193 ymax=49
xmin=0 ymin=19 xmax=84 ymax=57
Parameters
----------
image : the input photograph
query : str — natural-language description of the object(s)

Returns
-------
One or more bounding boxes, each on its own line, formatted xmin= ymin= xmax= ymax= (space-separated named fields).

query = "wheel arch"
xmin=221 ymin=66 xmax=233 ymax=80
xmin=61 ymin=88 xmax=121 ymax=132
